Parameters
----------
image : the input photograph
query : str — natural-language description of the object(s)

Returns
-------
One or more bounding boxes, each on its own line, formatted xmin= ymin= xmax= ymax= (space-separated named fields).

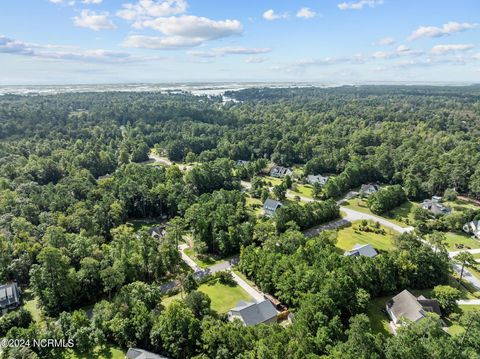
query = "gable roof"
xmin=229 ymin=300 xmax=277 ymax=326
xmin=263 ymin=199 xmax=282 ymax=217
xmin=126 ymin=348 xmax=169 ymax=359
xmin=0 ymin=283 xmax=20 ymax=309
xmin=307 ymin=174 xmax=329 ymax=185
xmin=387 ymin=289 xmax=441 ymax=323
xmin=344 ymin=244 xmax=378 ymax=258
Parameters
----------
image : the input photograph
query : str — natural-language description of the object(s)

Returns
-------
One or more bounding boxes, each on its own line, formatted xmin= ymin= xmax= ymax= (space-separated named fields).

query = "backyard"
xmin=336 ymin=221 xmax=397 ymax=252
xmin=162 ymin=279 xmax=252 ymax=314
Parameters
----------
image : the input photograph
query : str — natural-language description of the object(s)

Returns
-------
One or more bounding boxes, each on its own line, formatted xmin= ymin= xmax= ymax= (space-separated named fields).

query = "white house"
xmin=463 ymin=220 xmax=480 ymax=239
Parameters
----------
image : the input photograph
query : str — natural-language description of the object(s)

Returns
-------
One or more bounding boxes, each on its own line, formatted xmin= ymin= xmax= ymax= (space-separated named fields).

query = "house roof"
xmin=387 ymin=289 xmax=441 ymax=323
xmin=126 ymin=348 xmax=169 ymax=359
xmin=423 ymin=200 xmax=451 ymax=215
xmin=360 ymin=184 xmax=379 ymax=193
xmin=0 ymin=283 xmax=20 ymax=309
xmin=307 ymin=174 xmax=329 ymax=184
xmin=263 ymin=199 xmax=282 ymax=214
xmin=148 ymin=226 xmax=166 ymax=238
xmin=344 ymin=244 xmax=378 ymax=258
xmin=229 ymin=300 xmax=277 ymax=326
xmin=270 ymin=166 xmax=292 ymax=176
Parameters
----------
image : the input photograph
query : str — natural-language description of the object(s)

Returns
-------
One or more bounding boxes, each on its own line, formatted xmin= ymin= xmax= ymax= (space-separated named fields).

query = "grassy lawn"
xmin=23 ymin=290 xmax=42 ymax=323
xmin=444 ymin=199 xmax=480 ymax=212
xmin=63 ymin=345 xmax=124 ymax=359
xmin=290 ymin=184 xmax=314 ymax=199
xmin=444 ymin=232 xmax=480 ymax=251
xmin=473 ymin=253 xmax=480 ymax=259
xmin=336 ymin=221 xmax=396 ymax=252
xmin=162 ymin=280 xmax=252 ymax=314
xmin=184 ymin=247 xmax=226 ymax=269
xmin=446 ymin=304 xmax=480 ymax=336
xmin=246 ymin=196 xmax=264 ymax=216
xmin=233 ymin=269 xmax=257 ymax=288
xmin=263 ymin=176 xmax=283 ymax=187
xmin=366 ymin=297 xmax=392 ymax=335
xmin=342 ymin=199 xmax=414 ymax=228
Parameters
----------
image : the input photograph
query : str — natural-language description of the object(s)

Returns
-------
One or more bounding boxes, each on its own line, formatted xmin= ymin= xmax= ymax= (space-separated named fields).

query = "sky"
xmin=0 ymin=0 xmax=479 ymax=84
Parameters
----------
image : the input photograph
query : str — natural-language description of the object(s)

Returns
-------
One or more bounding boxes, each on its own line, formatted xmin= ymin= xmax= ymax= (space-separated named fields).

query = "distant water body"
xmin=0 ymin=82 xmax=344 ymax=96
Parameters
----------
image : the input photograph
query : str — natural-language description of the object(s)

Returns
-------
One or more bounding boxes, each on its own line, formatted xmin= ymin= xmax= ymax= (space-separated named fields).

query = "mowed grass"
xmin=336 ymin=221 xmax=396 ymax=252
xmin=342 ymin=199 xmax=415 ymax=228
xmin=444 ymin=199 xmax=480 ymax=212
xmin=290 ymin=184 xmax=314 ymax=199
xmin=366 ymin=297 xmax=392 ymax=336
xmin=444 ymin=232 xmax=480 ymax=251
xmin=162 ymin=280 xmax=252 ymax=314
xmin=63 ymin=345 xmax=124 ymax=359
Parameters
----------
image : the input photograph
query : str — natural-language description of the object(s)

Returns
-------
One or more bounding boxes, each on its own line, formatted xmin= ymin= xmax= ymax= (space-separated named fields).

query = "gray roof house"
xmin=263 ymin=199 xmax=283 ymax=218
xmin=386 ymin=289 xmax=441 ymax=326
xmin=126 ymin=348 xmax=170 ymax=359
xmin=148 ymin=226 xmax=166 ymax=239
xmin=236 ymin=160 xmax=249 ymax=166
xmin=344 ymin=244 xmax=378 ymax=258
xmin=463 ymin=220 xmax=480 ymax=239
xmin=269 ymin=166 xmax=293 ymax=178
xmin=0 ymin=283 xmax=21 ymax=315
xmin=360 ymin=184 xmax=380 ymax=197
xmin=307 ymin=174 xmax=329 ymax=186
xmin=422 ymin=198 xmax=452 ymax=215
xmin=228 ymin=300 xmax=278 ymax=326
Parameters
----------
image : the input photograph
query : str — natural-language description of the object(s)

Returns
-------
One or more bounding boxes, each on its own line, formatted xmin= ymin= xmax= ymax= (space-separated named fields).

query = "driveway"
xmin=340 ymin=207 xmax=414 ymax=234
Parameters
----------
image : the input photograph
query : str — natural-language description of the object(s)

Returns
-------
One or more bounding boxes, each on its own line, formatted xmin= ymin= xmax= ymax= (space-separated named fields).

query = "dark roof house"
xmin=386 ymin=289 xmax=441 ymax=325
xmin=148 ymin=226 xmax=166 ymax=239
xmin=263 ymin=199 xmax=283 ymax=218
xmin=344 ymin=244 xmax=378 ymax=258
xmin=228 ymin=300 xmax=278 ymax=326
xmin=0 ymin=283 xmax=21 ymax=315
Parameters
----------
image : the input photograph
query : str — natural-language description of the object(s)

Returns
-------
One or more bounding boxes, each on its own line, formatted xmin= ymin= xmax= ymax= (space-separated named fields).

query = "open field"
xmin=162 ymin=280 xmax=252 ymax=313
xmin=445 ymin=232 xmax=480 ymax=251
xmin=184 ymin=247 xmax=226 ymax=269
xmin=342 ymin=199 xmax=415 ymax=228
xmin=336 ymin=221 xmax=396 ymax=252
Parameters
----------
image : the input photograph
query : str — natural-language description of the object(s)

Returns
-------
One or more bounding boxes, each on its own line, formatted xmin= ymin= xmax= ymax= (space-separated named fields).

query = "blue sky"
xmin=1 ymin=0 xmax=479 ymax=84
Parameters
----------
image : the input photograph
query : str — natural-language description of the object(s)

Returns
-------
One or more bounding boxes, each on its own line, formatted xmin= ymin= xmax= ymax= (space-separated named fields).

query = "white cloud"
xmin=408 ymin=22 xmax=478 ymax=41
xmin=246 ymin=57 xmax=266 ymax=64
xmin=338 ymin=0 xmax=383 ymax=10
xmin=296 ymin=8 xmax=316 ymax=19
xmin=74 ymin=10 xmax=117 ymax=31
xmin=123 ymin=35 xmax=201 ymax=49
xmin=431 ymin=44 xmax=474 ymax=55
xmin=117 ymin=0 xmax=187 ymax=21
xmin=376 ymin=37 xmax=395 ymax=46
xmin=263 ymin=9 xmax=288 ymax=21
xmin=124 ymin=15 xmax=243 ymax=49
xmin=82 ymin=0 xmax=102 ymax=4
xmin=188 ymin=46 xmax=272 ymax=57
xmin=0 ymin=35 xmax=151 ymax=63
xmin=49 ymin=0 xmax=64 ymax=3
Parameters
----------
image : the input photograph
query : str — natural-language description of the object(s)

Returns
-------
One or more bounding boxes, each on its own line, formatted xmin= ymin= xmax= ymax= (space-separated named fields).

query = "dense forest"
xmin=0 ymin=86 xmax=480 ymax=358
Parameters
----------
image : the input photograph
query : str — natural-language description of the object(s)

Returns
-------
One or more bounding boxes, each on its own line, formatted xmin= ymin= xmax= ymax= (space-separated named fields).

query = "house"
xmin=0 ymin=283 xmax=21 ymax=315
xmin=360 ymin=184 xmax=379 ymax=197
xmin=386 ymin=289 xmax=441 ymax=326
xmin=263 ymin=199 xmax=283 ymax=218
xmin=269 ymin=166 xmax=293 ymax=178
xmin=306 ymin=174 xmax=329 ymax=186
xmin=236 ymin=160 xmax=249 ymax=166
xmin=344 ymin=244 xmax=378 ymax=258
xmin=148 ymin=226 xmax=166 ymax=239
xmin=421 ymin=198 xmax=452 ymax=215
xmin=126 ymin=348 xmax=170 ymax=359
xmin=463 ymin=220 xmax=480 ymax=239
xmin=228 ymin=300 xmax=278 ymax=326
